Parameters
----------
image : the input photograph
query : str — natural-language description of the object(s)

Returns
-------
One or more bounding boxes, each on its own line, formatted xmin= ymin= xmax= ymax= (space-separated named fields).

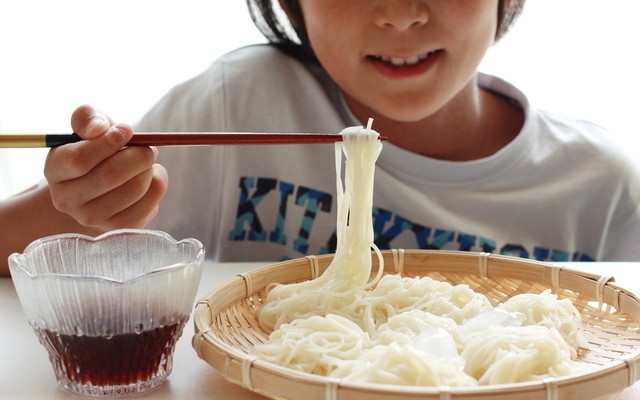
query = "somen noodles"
xmin=253 ymin=121 xmax=592 ymax=386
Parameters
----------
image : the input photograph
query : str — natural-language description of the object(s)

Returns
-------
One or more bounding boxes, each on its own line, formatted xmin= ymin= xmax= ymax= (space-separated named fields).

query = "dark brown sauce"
xmin=36 ymin=320 xmax=186 ymax=386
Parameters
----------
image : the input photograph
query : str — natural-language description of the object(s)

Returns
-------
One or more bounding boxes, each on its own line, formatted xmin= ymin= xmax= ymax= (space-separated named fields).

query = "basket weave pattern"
xmin=193 ymin=250 xmax=640 ymax=400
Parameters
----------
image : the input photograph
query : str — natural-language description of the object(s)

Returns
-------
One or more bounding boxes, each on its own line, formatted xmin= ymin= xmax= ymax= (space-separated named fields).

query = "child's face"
xmin=297 ymin=0 xmax=499 ymax=123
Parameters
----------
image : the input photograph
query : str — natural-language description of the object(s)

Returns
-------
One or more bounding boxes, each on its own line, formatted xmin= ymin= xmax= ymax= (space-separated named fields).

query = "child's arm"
xmin=0 ymin=105 xmax=168 ymax=276
xmin=0 ymin=183 xmax=102 ymax=276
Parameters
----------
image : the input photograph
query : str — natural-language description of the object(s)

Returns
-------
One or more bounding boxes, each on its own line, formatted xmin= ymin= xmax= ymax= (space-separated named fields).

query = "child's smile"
xmin=366 ymin=49 xmax=443 ymax=79
xmin=297 ymin=0 xmax=499 ymax=123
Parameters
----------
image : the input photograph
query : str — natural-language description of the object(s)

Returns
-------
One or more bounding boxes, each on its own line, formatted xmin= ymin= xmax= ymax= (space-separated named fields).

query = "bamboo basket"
xmin=192 ymin=250 xmax=640 ymax=400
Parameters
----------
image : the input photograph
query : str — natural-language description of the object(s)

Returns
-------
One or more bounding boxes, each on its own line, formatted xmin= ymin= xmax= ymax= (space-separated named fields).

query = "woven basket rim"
xmin=193 ymin=250 xmax=640 ymax=400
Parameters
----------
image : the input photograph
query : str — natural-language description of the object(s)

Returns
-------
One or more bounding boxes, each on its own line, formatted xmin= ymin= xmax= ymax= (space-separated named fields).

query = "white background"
xmin=1 ymin=0 xmax=639 ymax=198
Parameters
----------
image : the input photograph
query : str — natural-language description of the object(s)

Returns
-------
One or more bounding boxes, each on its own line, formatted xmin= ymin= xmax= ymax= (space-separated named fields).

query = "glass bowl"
xmin=8 ymin=229 xmax=205 ymax=397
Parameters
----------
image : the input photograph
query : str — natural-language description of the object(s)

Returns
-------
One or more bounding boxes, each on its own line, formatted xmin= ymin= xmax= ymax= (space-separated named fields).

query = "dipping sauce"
xmin=34 ymin=317 xmax=187 ymax=395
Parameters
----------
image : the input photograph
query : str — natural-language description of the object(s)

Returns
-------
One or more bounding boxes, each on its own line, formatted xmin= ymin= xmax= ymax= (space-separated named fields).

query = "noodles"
xmin=498 ymin=289 xmax=588 ymax=357
xmin=253 ymin=122 xmax=593 ymax=387
xmin=258 ymin=120 xmax=384 ymax=331
xmin=254 ymin=285 xmax=593 ymax=385
xmin=254 ymin=314 xmax=370 ymax=376
xmin=374 ymin=310 xmax=467 ymax=352
xmin=363 ymin=275 xmax=492 ymax=327
xmin=330 ymin=338 xmax=477 ymax=387
xmin=463 ymin=326 xmax=575 ymax=384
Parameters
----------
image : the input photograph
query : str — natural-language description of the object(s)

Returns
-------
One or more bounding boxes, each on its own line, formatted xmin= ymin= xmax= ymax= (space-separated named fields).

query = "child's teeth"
xmin=405 ymin=56 xmax=419 ymax=65
xmin=380 ymin=53 xmax=428 ymax=66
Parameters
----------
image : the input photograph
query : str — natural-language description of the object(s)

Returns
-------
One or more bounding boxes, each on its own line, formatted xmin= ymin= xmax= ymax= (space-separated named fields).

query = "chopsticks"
xmin=0 ymin=132 xmax=387 ymax=148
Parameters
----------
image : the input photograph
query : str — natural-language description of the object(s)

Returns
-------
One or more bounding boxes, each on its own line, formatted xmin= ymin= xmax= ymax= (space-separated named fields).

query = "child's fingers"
xmin=47 ymin=144 xmax=158 ymax=216
xmin=44 ymin=123 xmax=135 ymax=183
xmin=50 ymin=161 xmax=167 ymax=231
xmin=103 ymin=164 xmax=169 ymax=229
xmin=70 ymin=169 xmax=155 ymax=227
xmin=79 ymin=144 xmax=158 ymax=199
xmin=72 ymin=164 xmax=164 ymax=227
xmin=76 ymin=164 xmax=168 ymax=230
xmin=45 ymin=104 xmax=168 ymax=231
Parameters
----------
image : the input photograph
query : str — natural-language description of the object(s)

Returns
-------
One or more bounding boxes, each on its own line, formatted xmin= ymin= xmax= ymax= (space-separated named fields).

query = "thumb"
xmin=70 ymin=104 xmax=113 ymax=140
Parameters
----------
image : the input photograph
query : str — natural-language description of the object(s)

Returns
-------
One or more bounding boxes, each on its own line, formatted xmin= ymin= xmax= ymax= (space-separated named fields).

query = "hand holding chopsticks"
xmin=0 ymin=132 xmax=387 ymax=148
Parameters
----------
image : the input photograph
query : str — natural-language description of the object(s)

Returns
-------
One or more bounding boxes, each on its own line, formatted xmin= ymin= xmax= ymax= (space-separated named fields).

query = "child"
xmin=2 ymin=0 xmax=639 ymax=276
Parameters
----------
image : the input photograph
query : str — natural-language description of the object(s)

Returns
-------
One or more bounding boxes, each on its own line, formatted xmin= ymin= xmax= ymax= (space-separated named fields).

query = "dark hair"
xmin=497 ymin=0 xmax=526 ymax=40
xmin=247 ymin=0 xmax=526 ymax=63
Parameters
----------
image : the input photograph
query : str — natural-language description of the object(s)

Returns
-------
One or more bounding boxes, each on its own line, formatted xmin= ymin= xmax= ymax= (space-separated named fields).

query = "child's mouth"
xmin=368 ymin=50 xmax=441 ymax=67
xmin=366 ymin=50 xmax=442 ymax=78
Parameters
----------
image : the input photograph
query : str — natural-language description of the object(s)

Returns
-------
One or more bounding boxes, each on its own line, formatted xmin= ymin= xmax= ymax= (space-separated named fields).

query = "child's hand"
xmin=44 ymin=105 xmax=168 ymax=231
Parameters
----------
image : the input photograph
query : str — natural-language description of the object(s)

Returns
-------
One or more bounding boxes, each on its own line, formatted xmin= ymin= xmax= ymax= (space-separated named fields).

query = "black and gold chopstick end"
xmin=0 ymin=133 xmax=82 ymax=148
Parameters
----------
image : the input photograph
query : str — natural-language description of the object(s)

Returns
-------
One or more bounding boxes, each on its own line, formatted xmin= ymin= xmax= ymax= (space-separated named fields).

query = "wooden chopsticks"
xmin=0 ymin=132 xmax=387 ymax=148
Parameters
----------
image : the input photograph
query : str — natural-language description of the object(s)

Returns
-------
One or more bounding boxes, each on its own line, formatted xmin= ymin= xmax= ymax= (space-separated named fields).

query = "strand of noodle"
xmin=366 ymin=118 xmax=373 ymax=130
xmin=334 ymin=140 xmax=346 ymax=250
xmin=365 ymin=242 xmax=384 ymax=290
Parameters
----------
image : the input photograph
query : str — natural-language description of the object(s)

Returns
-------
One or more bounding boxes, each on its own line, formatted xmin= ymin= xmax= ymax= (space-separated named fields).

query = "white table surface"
xmin=2 ymin=261 xmax=640 ymax=400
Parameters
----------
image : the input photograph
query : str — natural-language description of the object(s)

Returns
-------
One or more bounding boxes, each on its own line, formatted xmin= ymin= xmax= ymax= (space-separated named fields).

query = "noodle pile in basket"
xmin=250 ymin=120 xmax=595 ymax=386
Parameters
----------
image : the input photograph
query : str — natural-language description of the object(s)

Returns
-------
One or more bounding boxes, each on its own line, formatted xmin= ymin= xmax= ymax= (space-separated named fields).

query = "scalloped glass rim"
xmin=9 ymin=229 xmax=205 ymax=285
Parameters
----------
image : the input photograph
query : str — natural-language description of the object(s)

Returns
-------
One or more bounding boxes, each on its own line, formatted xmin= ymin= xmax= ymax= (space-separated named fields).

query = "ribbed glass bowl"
xmin=9 ymin=229 xmax=205 ymax=397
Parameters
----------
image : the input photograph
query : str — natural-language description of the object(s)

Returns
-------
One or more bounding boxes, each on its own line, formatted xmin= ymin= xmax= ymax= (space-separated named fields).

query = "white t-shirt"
xmin=137 ymin=44 xmax=640 ymax=262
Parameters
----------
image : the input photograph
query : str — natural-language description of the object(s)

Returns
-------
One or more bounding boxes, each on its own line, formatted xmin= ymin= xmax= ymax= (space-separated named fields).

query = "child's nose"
xmin=373 ymin=0 xmax=429 ymax=31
